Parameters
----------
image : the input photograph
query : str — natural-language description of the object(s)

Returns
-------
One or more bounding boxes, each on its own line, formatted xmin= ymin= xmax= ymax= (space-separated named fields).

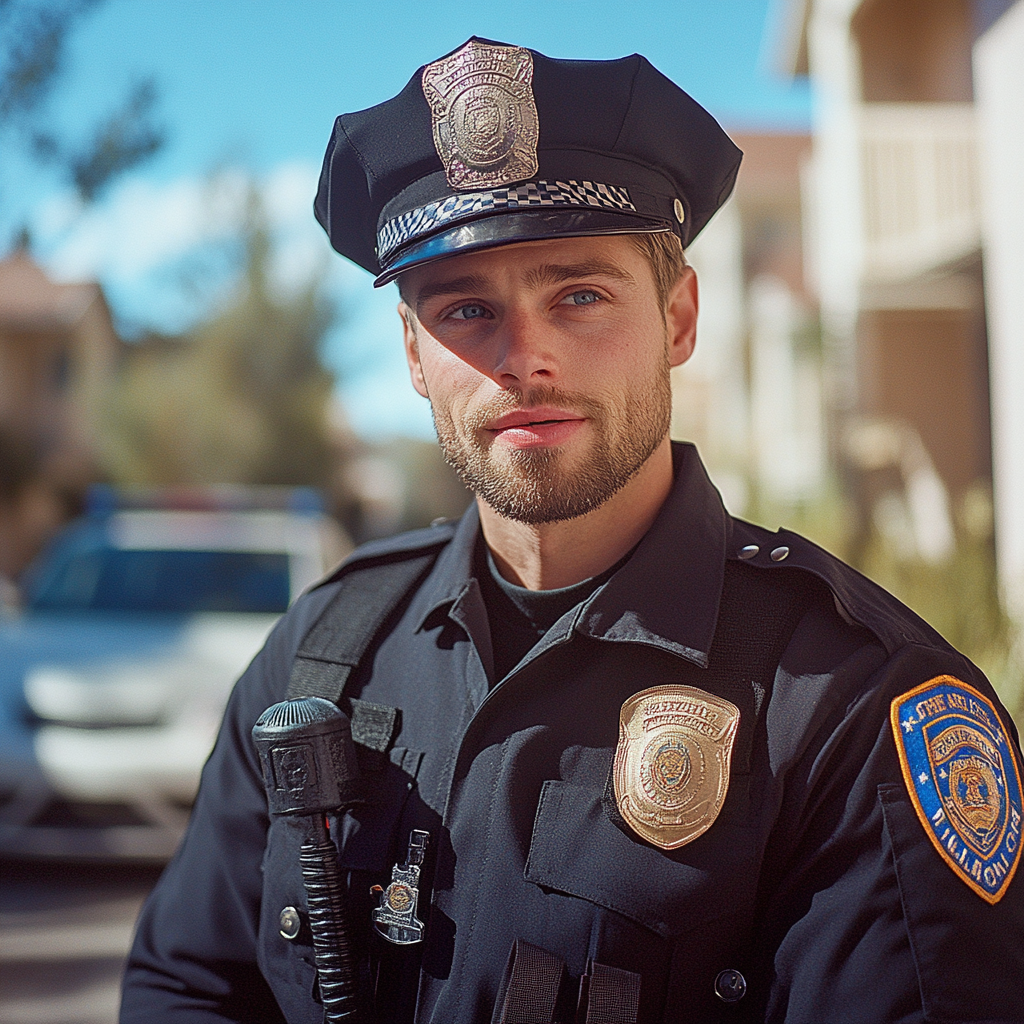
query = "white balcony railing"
xmin=859 ymin=103 xmax=980 ymax=281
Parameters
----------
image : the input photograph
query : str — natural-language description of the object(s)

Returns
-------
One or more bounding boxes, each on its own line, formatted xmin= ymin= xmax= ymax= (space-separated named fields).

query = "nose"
xmin=491 ymin=307 xmax=557 ymax=387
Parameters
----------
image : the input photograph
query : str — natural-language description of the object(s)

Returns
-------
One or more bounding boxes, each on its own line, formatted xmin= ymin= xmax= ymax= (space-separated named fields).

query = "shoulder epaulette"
xmin=287 ymin=519 xmax=459 ymax=706
xmin=311 ymin=519 xmax=459 ymax=591
xmin=727 ymin=518 xmax=949 ymax=657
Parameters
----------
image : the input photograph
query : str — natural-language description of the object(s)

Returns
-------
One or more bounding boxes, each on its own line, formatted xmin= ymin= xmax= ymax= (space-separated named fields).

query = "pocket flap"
xmin=525 ymin=780 xmax=753 ymax=939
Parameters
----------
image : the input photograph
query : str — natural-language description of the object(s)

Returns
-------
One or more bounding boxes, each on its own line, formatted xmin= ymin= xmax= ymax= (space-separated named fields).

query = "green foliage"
xmin=0 ymin=0 xmax=164 ymax=207
xmin=69 ymin=78 xmax=163 ymax=202
xmin=101 ymin=196 xmax=337 ymax=489
xmin=0 ymin=0 xmax=96 ymax=123
xmin=858 ymin=528 xmax=1023 ymax=724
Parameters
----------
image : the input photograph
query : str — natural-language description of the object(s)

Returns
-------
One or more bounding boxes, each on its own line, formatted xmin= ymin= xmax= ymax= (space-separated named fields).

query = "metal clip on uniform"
xmin=371 ymin=829 xmax=429 ymax=944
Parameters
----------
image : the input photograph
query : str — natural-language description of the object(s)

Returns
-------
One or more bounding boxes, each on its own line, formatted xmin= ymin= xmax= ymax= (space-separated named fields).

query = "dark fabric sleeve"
xmin=757 ymin=642 xmax=1024 ymax=1024
xmin=120 ymin=585 xmax=338 ymax=1024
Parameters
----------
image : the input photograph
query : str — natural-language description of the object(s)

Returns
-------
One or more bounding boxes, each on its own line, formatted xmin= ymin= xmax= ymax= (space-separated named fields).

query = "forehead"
xmin=397 ymin=234 xmax=651 ymax=300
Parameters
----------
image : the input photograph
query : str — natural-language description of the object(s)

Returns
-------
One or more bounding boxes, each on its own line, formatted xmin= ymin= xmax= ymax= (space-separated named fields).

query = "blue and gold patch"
xmin=891 ymin=676 xmax=1023 ymax=903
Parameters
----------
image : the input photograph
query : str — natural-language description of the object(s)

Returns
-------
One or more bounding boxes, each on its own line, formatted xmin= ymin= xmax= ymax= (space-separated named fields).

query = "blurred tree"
xmin=0 ymin=0 xmax=164 ymax=209
xmin=101 ymin=192 xmax=338 ymax=488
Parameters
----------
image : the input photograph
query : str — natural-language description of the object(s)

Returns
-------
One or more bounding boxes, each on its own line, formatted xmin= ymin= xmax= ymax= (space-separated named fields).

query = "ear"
xmin=400 ymin=302 xmax=429 ymax=399
xmin=664 ymin=265 xmax=698 ymax=368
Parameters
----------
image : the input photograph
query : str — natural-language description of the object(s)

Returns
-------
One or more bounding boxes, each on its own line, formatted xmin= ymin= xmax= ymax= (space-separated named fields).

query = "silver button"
xmin=673 ymin=197 xmax=685 ymax=223
xmin=715 ymin=968 xmax=747 ymax=1003
xmin=770 ymin=545 xmax=790 ymax=562
xmin=738 ymin=544 xmax=759 ymax=559
xmin=279 ymin=906 xmax=301 ymax=941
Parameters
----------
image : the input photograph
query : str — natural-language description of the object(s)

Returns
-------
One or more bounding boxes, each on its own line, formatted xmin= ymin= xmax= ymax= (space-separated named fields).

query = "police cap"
xmin=315 ymin=37 xmax=742 ymax=286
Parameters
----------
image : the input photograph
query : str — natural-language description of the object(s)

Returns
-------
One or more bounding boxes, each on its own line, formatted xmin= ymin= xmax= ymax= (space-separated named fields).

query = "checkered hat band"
xmin=377 ymin=180 xmax=637 ymax=263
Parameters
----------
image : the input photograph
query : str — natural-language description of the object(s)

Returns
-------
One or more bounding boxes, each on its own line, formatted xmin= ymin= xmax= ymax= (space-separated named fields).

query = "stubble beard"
xmin=431 ymin=357 xmax=673 ymax=525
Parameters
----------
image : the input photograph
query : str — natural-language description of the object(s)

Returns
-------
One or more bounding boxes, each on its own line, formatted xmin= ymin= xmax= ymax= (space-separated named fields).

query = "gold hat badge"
xmin=614 ymin=685 xmax=740 ymax=850
xmin=422 ymin=39 xmax=540 ymax=191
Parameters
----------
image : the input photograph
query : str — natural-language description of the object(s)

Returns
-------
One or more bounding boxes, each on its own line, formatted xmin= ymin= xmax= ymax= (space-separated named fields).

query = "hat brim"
xmin=374 ymin=208 xmax=673 ymax=287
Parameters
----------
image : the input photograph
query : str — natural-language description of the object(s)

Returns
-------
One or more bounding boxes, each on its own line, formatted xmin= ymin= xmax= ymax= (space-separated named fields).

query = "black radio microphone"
xmin=252 ymin=696 xmax=364 ymax=1022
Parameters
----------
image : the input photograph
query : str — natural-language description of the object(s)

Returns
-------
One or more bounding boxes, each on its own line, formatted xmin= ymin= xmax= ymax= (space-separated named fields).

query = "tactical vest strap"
xmin=286 ymin=549 xmax=442 ymax=707
xmin=580 ymin=958 xmax=641 ymax=1024
xmin=707 ymin=559 xmax=820 ymax=774
xmin=492 ymin=939 xmax=568 ymax=1024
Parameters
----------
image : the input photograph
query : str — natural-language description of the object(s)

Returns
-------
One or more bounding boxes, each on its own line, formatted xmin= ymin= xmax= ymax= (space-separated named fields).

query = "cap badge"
xmin=891 ymin=676 xmax=1022 ymax=903
xmin=422 ymin=39 xmax=539 ymax=191
xmin=613 ymin=685 xmax=739 ymax=850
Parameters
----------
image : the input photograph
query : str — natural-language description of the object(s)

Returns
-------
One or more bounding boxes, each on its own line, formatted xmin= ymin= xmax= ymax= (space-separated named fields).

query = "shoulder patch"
xmin=891 ymin=676 xmax=1023 ymax=903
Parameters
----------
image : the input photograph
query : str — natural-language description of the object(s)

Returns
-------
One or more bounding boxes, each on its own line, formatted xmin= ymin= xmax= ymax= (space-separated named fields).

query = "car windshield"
xmin=28 ymin=548 xmax=291 ymax=613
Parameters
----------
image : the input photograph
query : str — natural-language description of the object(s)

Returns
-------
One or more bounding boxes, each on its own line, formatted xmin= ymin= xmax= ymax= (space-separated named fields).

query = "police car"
xmin=0 ymin=487 xmax=349 ymax=861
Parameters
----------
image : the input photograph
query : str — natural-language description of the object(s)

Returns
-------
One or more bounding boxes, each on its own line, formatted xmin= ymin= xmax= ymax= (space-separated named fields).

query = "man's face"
xmin=399 ymin=235 xmax=697 ymax=524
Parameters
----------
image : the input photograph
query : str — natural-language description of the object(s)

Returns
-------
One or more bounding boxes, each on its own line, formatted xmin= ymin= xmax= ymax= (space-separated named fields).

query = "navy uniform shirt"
xmin=121 ymin=444 xmax=1024 ymax=1023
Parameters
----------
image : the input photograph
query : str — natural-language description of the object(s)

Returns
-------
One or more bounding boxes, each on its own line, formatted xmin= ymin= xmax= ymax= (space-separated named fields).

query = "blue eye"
xmin=449 ymin=303 xmax=491 ymax=320
xmin=563 ymin=290 xmax=601 ymax=306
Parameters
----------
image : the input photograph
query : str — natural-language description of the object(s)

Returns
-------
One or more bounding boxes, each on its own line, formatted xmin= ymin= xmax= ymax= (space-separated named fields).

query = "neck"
xmin=477 ymin=437 xmax=674 ymax=590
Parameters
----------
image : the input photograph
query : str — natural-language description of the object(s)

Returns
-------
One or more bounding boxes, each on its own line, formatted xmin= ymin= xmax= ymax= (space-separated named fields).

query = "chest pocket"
xmin=524 ymin=779 xmax=764 ymax=1023
xmin=525 ymin=779 xmax=757 ymax=940
xmin=257 ymin=744 xmax=424 ymax=1024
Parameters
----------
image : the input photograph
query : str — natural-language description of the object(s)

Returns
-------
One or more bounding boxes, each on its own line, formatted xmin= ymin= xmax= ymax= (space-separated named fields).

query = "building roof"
xmin=0 ymin=250 xmax=101 ymax=334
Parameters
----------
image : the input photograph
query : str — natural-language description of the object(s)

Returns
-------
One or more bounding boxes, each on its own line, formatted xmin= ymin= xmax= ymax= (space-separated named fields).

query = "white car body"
xmin=0 ymin=502 xmax=348 ymax=861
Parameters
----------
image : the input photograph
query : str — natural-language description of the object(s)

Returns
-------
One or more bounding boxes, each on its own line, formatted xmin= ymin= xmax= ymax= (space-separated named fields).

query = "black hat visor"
xmin=374 ymin=207 xmax=673 ymax=287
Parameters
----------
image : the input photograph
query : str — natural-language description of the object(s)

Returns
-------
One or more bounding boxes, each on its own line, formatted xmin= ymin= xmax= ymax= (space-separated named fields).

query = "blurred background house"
xmin=0 ymin=243 xmax=119 ymax=587
xmin=768 ymin=0 xmax=1024 ymax=710
xmin=673 ymin=130 xmax=824 ymax=519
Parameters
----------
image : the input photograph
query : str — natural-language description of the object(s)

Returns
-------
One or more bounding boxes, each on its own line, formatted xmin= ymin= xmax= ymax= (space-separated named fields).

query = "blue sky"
xmin=3 ymin=0 xmax=811 ymax=439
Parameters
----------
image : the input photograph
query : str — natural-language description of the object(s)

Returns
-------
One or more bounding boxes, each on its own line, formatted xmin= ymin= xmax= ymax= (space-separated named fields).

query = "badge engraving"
xmin=614 ymin=685 xmax=740 ymax=850
xmin=891 ymin=676 xmax=1023 ymax=903
xmin=370 ymin=830 xmax=429 ymax=944
xmin=422 ymin=39 xmax=539 ymax=190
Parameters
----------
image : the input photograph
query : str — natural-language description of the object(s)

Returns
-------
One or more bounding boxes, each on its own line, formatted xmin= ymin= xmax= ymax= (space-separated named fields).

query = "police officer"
xmin=121 ymin=38 xmax=1024 ymax=1023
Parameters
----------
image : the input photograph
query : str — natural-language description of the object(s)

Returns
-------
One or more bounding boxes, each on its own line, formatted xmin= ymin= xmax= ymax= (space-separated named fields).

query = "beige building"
xmin=783 ymin=0 xmax=1022 ymax=596
xmin=0 ymin=247 xmax=121 ymax=577
xmin=673 ymin=131 xmax=821 ymax=517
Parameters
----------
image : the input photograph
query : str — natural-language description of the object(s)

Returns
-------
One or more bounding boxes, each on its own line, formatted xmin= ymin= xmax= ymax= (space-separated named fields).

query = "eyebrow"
xmin=413 ymin=274 xmax=491 ymax=307
xmin=524 ymin=260 xmax=636 ymax=289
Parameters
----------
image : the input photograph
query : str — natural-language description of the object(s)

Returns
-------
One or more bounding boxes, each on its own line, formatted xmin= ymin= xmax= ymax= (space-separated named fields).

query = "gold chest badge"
xmin=422 ymin=39 xmax=539 ymax=191
xmin=613 ymin=685 xmax=740 ymax=850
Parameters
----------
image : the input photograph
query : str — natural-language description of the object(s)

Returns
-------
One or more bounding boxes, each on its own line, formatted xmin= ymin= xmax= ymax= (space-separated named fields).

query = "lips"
xmin=484 ymin=406 xmax=587 ymax=448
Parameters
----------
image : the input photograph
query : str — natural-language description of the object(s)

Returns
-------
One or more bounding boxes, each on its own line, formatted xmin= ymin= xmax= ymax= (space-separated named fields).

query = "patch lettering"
xmin=891 ymin=676 xmax=1023 ymax=903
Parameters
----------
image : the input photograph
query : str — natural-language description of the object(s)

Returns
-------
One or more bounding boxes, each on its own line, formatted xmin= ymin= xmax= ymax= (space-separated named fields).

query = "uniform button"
xmin=738 ymin=544 xmax=759 ymax=559
xmin=715 ymin=968 xmax=747 ymax=1003
xmin=279 ymin=906 xmax=302 ymax=941
xmin=673 ymin=197 xmax=686 ymax=223
xmin=770 ymin=545 xmax=790 ymax=561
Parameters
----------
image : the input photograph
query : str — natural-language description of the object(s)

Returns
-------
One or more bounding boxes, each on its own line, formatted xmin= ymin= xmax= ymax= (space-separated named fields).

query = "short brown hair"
xmin=629 ymin=231 xmax=688 ymax=309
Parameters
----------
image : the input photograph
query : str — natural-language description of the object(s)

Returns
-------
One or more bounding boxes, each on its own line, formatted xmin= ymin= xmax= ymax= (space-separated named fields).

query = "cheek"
xmin=419 ymin=346 xmax=492 ymax=411
xmin=578 ymin=317 xmax=667 ymax=384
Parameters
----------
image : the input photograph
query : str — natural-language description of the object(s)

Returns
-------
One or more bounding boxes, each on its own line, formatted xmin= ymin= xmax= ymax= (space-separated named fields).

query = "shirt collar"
xmin=572 ymin=442 xmax=727 ymax=666
xmin=411 ymin=500 xmax=483 ymax=630
xmin=412 ymin=442 xmax=729 ymax=668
